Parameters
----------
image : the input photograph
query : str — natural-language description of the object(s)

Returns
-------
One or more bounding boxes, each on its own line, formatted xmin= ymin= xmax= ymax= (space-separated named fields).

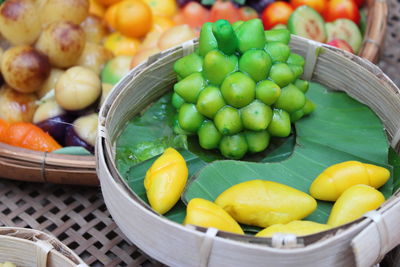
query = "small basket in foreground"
xmin=97 ymin=35 xmax=400 ymax=267
xmin=0 ymin=227 xmax=87 ymax=266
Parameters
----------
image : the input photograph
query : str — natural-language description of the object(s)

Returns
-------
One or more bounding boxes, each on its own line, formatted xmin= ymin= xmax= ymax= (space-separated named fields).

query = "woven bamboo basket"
xmin=0 ymin=0 xmax=388 ymax=186
xmin=0 ymin=227 xmax=87 ymax=266
xmin=97 ymin=35 xmax=400 ymax=267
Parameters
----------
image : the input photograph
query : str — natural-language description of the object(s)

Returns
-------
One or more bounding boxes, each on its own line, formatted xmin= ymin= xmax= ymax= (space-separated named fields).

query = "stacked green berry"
xmin=172 ymin=18 xmax=315 ymax=159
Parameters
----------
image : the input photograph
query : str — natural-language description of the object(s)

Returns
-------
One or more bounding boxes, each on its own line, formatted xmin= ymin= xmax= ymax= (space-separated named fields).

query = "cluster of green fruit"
xmin=171 ymin=18 xmax=315 ymax=159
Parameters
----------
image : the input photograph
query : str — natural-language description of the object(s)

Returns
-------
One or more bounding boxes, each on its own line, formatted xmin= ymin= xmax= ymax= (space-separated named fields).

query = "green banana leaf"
xmin=116 ymin=82 xmax=396 ymax=229
xmin=183 ymin=83 xmax=393 ymax=226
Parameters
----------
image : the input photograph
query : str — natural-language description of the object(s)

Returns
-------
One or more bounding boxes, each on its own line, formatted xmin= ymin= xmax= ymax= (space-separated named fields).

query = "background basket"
xmin=0 ymin=226 xmax=87 ymax=266
xmin=0 ymin=0 xmax=388 ymax=186
xmin=97 ymin=36 xmax=400 ymax=267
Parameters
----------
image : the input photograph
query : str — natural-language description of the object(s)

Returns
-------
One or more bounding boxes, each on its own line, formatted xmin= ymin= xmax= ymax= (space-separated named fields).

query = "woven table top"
xmin=0 ymin=178 xmax=162 ymax=266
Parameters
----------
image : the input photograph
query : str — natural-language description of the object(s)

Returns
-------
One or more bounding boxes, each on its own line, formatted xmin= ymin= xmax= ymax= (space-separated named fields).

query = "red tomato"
xmin=290 ymin=0 xmax=327 ymax=14
xmin=262 ymin=1 xmax=294 ymax=30
xmin=181 ymin=2 xmax=210 ymax=29
xmin=209 ymin=0 xmax=241 ymax=23
xmin=238 ymin=6 xmax=259 ymax=21
xmin=324 ymin=0 xmax=360 ymax=24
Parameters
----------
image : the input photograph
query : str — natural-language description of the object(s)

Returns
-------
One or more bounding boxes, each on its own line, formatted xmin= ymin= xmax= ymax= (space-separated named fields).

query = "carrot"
xmin=0 ymin=119 xmax=10 ymax=143
xmin=3 ymin=122 xmax=62 ymax=152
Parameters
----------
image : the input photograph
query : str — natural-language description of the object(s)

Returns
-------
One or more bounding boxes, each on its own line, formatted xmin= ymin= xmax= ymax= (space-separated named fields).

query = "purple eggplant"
xmin=247 ymin=0 xmax=276 ymax=12
xmin=64 ymin=113 xmax=98 ymax=154
xmin=33 ymin=99 xmax=74 ymax=145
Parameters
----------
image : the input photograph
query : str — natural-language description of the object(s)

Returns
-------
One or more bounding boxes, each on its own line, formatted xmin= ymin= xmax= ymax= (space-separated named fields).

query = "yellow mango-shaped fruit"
xmin=184 ymin=198 xmax=244 ymax=234
xmin=255 ymin=220 xmax=331 ymax=237
xmin=144 ymin=148 xmax=188 ymax=214
xmin=327 ymin=184 xmax=385 ymax=227
xmin=310 ymin=161 xmax=390 ymax=201
xmin=215 ymin=180 xmax=317 ymax=228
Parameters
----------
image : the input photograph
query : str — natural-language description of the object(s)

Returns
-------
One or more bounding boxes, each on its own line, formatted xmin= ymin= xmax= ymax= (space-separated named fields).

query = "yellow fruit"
xmin=142 ymin=0 xmax=177 ymax=17
xmin=151 ymin=16 xmax=175 ymax=33
xmin=215 ymin=180 xmax=317 ymax=228
xmin=144 ymin=148 xmax=188 ymax=214
xmin=157 ymin=25 xmax=196 ymax=51
xmin=255 ymin=220 xmax=331 ymax=237
xmin=310 ymin=161 xmax=390 ymax=201
xmin=327 ymin=184 xmax=385 ymax=227
xmin=130 ymin=47 xmax=160 ymax=69
xmin=184 ymin=198 xmax=244 ymax=235
xmin=104 ymin=32 xmax=141 ymax=56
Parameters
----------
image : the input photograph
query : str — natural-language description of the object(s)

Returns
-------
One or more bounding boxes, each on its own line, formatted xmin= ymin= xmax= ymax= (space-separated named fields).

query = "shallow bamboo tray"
xmin=0 ymin=0 xmax=388 ymax=186
xmin=97 ymin=35 xmax=400 ymax=266
xmin=0 ymin=227 xmax=87 ymax=266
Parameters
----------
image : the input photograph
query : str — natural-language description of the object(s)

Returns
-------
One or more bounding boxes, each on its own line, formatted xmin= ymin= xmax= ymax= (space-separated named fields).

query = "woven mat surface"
xmin=0 ymin=178 xmax=161 ymax=266
xmin=379 ymin=0 xmax=400 ymax=86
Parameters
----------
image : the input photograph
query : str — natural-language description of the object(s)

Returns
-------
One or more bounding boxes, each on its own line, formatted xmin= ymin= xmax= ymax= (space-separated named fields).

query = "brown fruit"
xmin=0 ymin=84 xmax=38 ymax=122
xmin=35 ymin=21 xmax=86 ymax=68
xmin=1 ymin=46 xmax=51 ymax=93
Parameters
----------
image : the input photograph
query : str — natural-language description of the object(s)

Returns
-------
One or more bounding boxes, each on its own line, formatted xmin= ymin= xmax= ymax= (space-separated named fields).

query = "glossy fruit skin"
xmin=240 ymin=100 xmax=272 ymax=131
xmin=173 ymin=53 xmax=203 ymax=79
xmin=219 ymin=134 xmax=248 ymax=159
xmin=144 ymin=148 xmax=188 ymax=214
xmin=256 ymin=220 xmax=331 ymax=237
xmin=198 ymin=120 xmax=222 ymax=150
xmin=109 ymin=0 xmax=153 ymax=38
xmin=244 ymin=130 xmax=270 ymax=153
xmin=323 ymin=0 xmax=360 ymax=24
xmin=173 ymin=72 xmax=205 ymax=103
xmin=236 ymin=19 xmax=266 ymax=53
xmin=274 ymin=84 xmax=306 ymax=113
xmin=184 ymin=198 xmax=244 ymax=234
xmin=203 ymin=50 xmax=238 ymax=86
xmin=142 ymin=0 xmax=177 ymax=17
xmin=181 ymin=1 xmax=210 ymax=29
xmin=290 ymin=0 xmax=327 ymax=14
xmin=239 ymin=6 xmax=259 ymax=21
xmin=239 ymin=49 xmax=272 ymax=82
xmin=104 ymin=32 xmax=141 ymax=56
xmin=255 ymin=80 xmax=281 ymax=105
xmin=326 ymin=39 xmax=354 ymax=53
xmin=196 ymin=86 xmax=226 ymax=119
xmin=267 ymin=109 xmax=291 ymax=137
xmin=214 ymin=106 xmax=243 ymax=135
xmin=221 ymin=72 xmax=256 ymax=108
xmin=327 ymin=184 xmax=385 ymax=226
xmin=264 ymin=29 xmax=291 ymax=45
xmin=262 ymin=2 xmax=294 ymax=30
xmin=215 ymin=180 xmax=317 ymax=228
xmin=101 ymin=55 xmax=133 ymax=85
xmin=210 ymin=0 xmax=241 ymax=24
xmin=310 ymin=161 xmax=390 ymax=201
xmin=178 ymin=103 xmax=205 ymax=132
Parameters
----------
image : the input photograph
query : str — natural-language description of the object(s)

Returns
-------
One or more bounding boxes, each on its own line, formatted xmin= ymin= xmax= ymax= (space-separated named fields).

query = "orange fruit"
xmin=104 ymin=32 xmax=141 ymax=56
xmin=111 ymin=0 xmax=153 ymax=38
xmin=104 ymin=3 xmax=119 ymax=29
xmin=142 ymin=0 xmax=177 ymax=17
xmin=151 ymin=16 xmax=175 ymax=33
xmin=96 ymin=0 xmax=121 ymax=6
xmin=89 ymin=0 xmax=106 ymax=17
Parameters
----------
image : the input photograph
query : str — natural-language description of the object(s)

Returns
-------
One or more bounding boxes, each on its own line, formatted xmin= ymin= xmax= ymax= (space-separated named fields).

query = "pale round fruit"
xmin=130 ymin=47 xmax=160 ymax=69
xmin=80 ymin=15 xmax=109 ymax=44
xmin=55 ymin=66 xmax=101 ymax=111
xmin=77 ymin=42 xmax=113 ymax=75
xmin=36 ymin=68 xmax=65 ymax=99
xmin=39 ymin=0 xmax=89 ymax=26
xmin=0 ymin=0 xmax=41 ymax=45
xmin=0 ymin=84 xmax=37 ymax=123
xmin=32 ymin=99 xmax=65 ymax=124
xmin=35 ymin=21 xmax=86 ymax=68
xmin=1 ymin=46 xmax=51 ymax=93
xmin=73 ymin=113 xmax=98 ymax=146
xmin=157 ymin=25 xmax=196 ymax=51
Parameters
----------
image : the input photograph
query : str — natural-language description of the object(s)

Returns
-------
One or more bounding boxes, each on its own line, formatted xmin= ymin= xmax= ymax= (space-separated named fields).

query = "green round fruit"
xmin=196 ymin=86 xmax=226 ymax=118
xmin=264 ymin=42 xmax=290 ymax=63
xmin=245 ymin=130 xmax=270 ymax=153
xmin=267 ymin=109 xmax=291 ymax=137
xmin=294 ymin=79 xmax=309 ymax=93
xmin=239 ymin=49 xmax=272 ymax=82
xmin=269 ymin=63 xmax=295 ymax=88
xmin=274 ymin=84 xmax=306 ymax=113
xmin=172 ymin=92 xmax=185 ymax=110
xmin=173 ymin=72 xmax=205 ymax=103
xmin=241 ymin=100 xmax=272 ymax=131
xmin=221 ymin=72 xmax=256 ymax=108
xmin=303 ymin=99 xmax=316 ymax=115
xmin=198 ymin=120 xmax=222 ymax=150
xmin=255 ymin=80 xmax=281 ymax=105
xmin=219 ymin=134 xmax=248 ymax=159
xmin=101 ymin=55 xmax=133 ymax=85
xmin=178 ymin=103 xmax=205 ymax=132
xmin=214 ymin=106 xmax=243 ymax=135
xmin=290 ymin=109 xmax=304 ymax=122
xmin=203 ymin=50 xmax=238 ymax=86
xmin=287 ymin=53 xmax=305 ymax=67
xmin=173 ymin=115 xmax=193 ymax=135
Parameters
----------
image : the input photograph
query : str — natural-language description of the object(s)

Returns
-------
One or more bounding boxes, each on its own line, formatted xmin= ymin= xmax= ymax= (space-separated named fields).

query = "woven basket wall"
xmin=97 ymin=36 xmax=400 ymax=267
